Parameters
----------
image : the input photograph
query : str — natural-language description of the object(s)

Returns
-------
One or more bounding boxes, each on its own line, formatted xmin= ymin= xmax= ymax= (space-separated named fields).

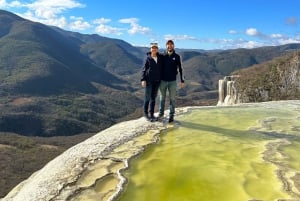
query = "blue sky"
xmin=1 ymin=0 xmax=300 ymax=50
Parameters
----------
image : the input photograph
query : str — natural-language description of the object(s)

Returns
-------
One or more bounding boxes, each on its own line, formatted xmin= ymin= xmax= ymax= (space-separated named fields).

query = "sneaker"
xmin=157 ymin=113 xmax=164 ymax=120
xmin=144 ymin=113 xmax=151 ymax=121
xmin=150 ymin=114 xmax=157 ymax=122
xmin=168 ymin=116 xmax=174 ymax=123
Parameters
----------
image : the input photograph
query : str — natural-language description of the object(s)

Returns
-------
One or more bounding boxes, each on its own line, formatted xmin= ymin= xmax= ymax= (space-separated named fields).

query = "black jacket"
xmin=141 ymin=52 xmax=163 ymax=82
xmin=161 ymin=51 xmax=184 ymax=82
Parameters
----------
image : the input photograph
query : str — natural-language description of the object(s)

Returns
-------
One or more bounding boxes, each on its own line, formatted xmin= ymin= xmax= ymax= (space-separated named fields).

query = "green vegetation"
xmin=234 ymin=51 xmax=300 ymax=102
xmin=0 ymin=92 xmax=141 ymax=136
xmin=0 ymin=132 xmax=93 ymax=197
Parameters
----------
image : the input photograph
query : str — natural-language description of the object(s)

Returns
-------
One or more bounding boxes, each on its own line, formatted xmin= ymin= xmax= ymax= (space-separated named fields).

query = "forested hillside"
xmin=233 ymin=51 xmax=300 ymax=102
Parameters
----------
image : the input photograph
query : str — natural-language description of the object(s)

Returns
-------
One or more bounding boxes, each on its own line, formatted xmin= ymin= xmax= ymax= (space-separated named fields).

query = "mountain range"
xmin=1 ymin=9 xmax=300 ymax=137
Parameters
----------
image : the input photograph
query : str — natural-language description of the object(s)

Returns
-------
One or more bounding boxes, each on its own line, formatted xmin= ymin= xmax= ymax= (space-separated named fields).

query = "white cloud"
xmin=245 ymin=28 xmax=260 ymax=36
xmin=119 ymin=18 xmax=150 ymax=35
xmin=23 ymin=11 xmax=68 ymax=28
xmin=0 ymin=0 xmax=22 ymax=8
xmin=93 ymin=17 xmax=123 ymax=35
xmin=276 ymin=38 xmax=300 ymax=45
xmin=161 ymin=35 xmax=262 ymax=49
xmin=0 ymin=0 xmax=8 ymax=7
xmin=228 ymin=30 xmax=237 ymax=34
xmin=69 ymin=16 xmax=91 ymax=30
xmin=217 ymin=32 xmax=300 ymax=49
xmin=10 ymin=0 xmax=21 ymax=6
xmin=128 ymin=24 xmax=150 ymax=35
xmin=228 ymin=40 xmax=263 ymax=49
xmin=93 ymin=17 xmax=111 ymax=24
xmin=119 ymin=18 xmax=137 ymax=24
xmin=235 ymin=31 xmax=300 ymax=48
xmin=202 ymin=37 xmax=264 ymax=49
xmin=8 ymin=0 xmax=85 ymax=29
xmin=245 ymin=28 xmax=271 ymax=41
xmin=164 ymin=34 xmax=197 ymax=41
xmin=25 ymin=0 xmax=85 ymax=19
xmin=270 ymin=33 xmax=284 ymax=39
xmin=94 ymin=24 xmax=123 ymax=35
xmin=238 ymin=41 xmax=262 ymax=49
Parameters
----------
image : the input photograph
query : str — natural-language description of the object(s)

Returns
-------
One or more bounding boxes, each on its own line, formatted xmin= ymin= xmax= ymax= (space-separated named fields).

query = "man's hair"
xmin=166 ymin=40 xmax=174 ymax=45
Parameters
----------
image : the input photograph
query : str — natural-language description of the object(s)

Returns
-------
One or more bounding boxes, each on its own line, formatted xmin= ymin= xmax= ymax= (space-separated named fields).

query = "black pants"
xmin=143 ymin=81 xmax=160 ymax=115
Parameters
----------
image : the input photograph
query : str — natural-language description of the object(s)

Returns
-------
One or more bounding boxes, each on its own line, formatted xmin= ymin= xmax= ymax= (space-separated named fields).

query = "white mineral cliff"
xmin=217 ymin=75 xmax=240 ymax=106
xmin=0 ymin=113 xmax=177 ymax=201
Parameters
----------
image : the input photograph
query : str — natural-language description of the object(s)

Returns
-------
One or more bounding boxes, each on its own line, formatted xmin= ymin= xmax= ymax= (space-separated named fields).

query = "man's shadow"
xmin=178 ymin=120 xmax=300 ymax=141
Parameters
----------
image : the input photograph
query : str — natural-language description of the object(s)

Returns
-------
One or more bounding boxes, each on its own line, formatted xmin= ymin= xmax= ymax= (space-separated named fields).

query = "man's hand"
xmin=141 ymin=81 xmax=146 ymax=87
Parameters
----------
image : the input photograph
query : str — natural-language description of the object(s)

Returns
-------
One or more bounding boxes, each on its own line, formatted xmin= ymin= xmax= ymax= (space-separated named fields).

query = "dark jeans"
xmin=143 ymin=81 xmax=160 ymax=115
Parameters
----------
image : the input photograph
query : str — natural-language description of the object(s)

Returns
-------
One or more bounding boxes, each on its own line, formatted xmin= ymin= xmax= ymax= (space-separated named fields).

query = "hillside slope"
xmin=0 ymin=10 xmax=142 ymax=136
xmin=233 ymin=51 xmax=300 ymax=102
xmin=0 ymin=10 xmax=130 ymax=95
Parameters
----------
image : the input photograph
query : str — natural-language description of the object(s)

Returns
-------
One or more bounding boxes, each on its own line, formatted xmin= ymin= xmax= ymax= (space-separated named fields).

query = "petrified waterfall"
xmin=217 ymin=76 xmax=239 ymax=106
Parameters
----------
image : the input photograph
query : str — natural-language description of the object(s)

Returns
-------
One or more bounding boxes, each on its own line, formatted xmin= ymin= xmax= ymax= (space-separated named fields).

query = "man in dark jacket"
xmin=141 ymin=42 xmax=163 ymax=121
xmin=158 ymin=40 xmax=184 ymax=123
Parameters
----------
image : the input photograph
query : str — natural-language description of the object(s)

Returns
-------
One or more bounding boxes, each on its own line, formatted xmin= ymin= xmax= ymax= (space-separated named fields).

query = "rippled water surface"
xmin=117 ymin=105 xmax=300 ymax=201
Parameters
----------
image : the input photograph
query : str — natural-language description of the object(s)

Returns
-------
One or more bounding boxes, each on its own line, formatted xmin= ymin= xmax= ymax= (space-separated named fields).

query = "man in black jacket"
xmin=141 ymin=42 xmax=163 ymax=121
xmin=158 ymin=40 xmax=184 ymax=123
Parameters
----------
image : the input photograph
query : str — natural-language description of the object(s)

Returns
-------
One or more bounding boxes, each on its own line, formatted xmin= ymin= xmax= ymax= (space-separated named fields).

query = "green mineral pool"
xmin=117 ymin=104 xmax=300 ymax=201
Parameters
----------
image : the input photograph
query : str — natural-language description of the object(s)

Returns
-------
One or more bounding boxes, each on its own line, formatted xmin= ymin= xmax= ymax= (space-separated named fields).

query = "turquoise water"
xmin=117 ymin=106 xmax=300 ymax=201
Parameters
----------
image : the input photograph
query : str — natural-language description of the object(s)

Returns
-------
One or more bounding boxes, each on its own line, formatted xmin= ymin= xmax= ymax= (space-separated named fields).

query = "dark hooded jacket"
xmin=161 ymin=50 xmax=184 ymax=82
xmin=141 ymin=52 xmax=163 ymax=82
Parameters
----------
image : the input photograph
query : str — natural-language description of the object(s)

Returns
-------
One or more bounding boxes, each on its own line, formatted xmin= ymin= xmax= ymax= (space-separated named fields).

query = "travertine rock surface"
xmin=1 ymin=115 xmax=172 ymax=201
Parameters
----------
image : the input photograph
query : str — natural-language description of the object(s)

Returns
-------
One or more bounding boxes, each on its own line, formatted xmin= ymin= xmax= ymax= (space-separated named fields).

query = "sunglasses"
xmin=150 ymin=42 xmax=158 ymax=47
